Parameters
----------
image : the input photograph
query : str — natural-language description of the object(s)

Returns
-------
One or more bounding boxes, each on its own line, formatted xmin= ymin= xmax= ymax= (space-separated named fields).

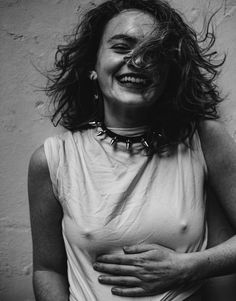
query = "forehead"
xmin=101 ymin=9 xmax=158 ymax=42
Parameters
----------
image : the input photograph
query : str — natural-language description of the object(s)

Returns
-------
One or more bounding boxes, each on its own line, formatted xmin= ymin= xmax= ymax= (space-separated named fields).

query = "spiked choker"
xmin=89 ymin=121 xmax=164 ymax=153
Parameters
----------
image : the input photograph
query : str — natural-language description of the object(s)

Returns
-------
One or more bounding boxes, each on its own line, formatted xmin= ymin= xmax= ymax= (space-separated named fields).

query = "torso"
xmin=44 ymin=128 xmax=208 ymax=301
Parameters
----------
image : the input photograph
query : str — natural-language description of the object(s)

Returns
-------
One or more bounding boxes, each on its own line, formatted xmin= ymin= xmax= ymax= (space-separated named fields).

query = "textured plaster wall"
xmin=0 ymin=0 xmax=235 ymax=300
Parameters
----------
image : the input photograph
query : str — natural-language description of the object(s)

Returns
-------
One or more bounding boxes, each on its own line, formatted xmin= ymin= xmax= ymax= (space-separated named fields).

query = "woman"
xmin=28 ymin=0 xmax=236 ymax=300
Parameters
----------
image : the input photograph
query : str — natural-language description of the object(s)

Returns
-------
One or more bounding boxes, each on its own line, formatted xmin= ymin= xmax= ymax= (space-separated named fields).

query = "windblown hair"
xmin=45 ymin=0 xmax=225 ymax=146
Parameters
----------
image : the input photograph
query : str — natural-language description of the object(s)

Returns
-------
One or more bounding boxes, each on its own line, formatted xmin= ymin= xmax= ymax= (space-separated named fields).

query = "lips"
xmin=116 ymin=73 xmax=151 ymax=89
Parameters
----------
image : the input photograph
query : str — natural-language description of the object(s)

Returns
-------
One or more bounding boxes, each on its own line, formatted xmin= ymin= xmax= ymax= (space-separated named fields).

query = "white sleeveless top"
xmin=44 ymin=127 xmax=208 ymax=301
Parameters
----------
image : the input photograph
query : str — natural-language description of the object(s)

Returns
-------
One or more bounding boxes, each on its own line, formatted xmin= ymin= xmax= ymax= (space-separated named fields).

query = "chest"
xmin=61 ymin=148 xmax=206 ymax=258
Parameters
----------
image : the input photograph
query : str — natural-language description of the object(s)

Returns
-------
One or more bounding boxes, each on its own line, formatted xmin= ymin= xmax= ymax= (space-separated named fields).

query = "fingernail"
xmin=93 ymin=263 xmax=98 ymax=269
xmin=111 ymin=288 xmax=118 ymax=294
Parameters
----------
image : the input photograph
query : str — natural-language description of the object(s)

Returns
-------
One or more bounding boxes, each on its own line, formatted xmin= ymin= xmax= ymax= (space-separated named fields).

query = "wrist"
xmin=182 ymin=251 xmax=210 ymax=283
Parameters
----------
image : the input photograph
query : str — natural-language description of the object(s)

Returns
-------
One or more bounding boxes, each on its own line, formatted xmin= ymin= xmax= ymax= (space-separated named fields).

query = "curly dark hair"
xmin=45 ymin=0 xmax=225 ymax=146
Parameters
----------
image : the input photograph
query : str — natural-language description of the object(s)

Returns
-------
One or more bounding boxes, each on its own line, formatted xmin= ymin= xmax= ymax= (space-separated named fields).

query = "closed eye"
xmin=111 ymin=44 xmax=132 ymax=54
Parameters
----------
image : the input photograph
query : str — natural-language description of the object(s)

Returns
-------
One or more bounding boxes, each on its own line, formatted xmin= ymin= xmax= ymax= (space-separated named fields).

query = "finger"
xmin=93 ymin=262 xmax=138 ymax=276
xmin=96 ymin=253 xmax=139 ymax=265
xmin=98 ymin=275 xmax=141 ymax=287
xmin=111 ymin=287 xmax=151 ymax=297
xmin=123 ymin=244 xmax=158 ymax=254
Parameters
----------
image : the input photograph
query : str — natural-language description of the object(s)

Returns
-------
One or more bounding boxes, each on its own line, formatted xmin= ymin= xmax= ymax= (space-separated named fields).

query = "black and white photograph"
xmin=0 ymin=0 xmax=236 ymax=300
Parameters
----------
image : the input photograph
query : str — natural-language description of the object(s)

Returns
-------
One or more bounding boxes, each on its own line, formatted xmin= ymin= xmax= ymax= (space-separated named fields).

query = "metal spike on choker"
xmin=89 ymin=121 xmax=163 ymax=153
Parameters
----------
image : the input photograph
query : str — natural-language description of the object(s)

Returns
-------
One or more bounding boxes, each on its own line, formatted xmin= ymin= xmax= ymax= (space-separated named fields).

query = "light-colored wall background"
xmin=0 ymin=0 xmax=235 ymax=300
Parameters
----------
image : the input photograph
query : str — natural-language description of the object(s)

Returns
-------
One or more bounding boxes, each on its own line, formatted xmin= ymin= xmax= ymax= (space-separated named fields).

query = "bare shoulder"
xmin=29 ymin=145 xmax=48 ymax=176
xmin=28 ymin=145 xmax=53 ymax=204
xmin=28 ymin=144 xmax=57 ymax=209
xmin=198 ymin=120 xmax=236 ymax=167
xmin=198 ymin=119 xmax=231 ymax=143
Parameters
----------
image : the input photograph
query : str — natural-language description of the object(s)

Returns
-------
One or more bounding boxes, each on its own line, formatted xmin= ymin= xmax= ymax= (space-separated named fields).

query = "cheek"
xmin=155 ymin=65 xmax=169 ymax=83
xmin=96 ymin=60 xmax=110 ymax=84
xmin=143 ymin=70 xmax=169 ymax=102
xmin=96 ymin=49 xmax=124 ymax=75
xmin=153 ymin=67 xmax=169 ymax=94
xmin=96 ymin=60 xmax=121 ymax=93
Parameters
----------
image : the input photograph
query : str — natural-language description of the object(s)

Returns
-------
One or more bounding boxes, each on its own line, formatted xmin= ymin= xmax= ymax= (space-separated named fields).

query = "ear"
xmin=89 ymin=70 xmax=98 ymax=81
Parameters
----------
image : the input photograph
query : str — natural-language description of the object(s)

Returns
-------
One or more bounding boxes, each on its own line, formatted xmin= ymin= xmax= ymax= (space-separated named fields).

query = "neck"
xmin=104 ymin=102 xmax=150 ymax=128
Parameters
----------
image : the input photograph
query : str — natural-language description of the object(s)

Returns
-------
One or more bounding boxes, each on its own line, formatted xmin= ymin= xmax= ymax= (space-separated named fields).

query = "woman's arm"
xmin=28 ymin=146 xmax=69 ymax=301
xmin=188 ymin=119 xmax=236 ymax=279
xmin=202 ymin=187 xmax=236 ymax=300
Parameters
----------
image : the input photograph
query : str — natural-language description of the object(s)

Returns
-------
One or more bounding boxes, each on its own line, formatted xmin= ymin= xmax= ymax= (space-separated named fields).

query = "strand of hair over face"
xmin=44 ymin=0 xmax=226 ymax=150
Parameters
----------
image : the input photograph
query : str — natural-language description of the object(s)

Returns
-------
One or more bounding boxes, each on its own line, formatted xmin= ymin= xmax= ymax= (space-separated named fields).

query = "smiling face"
xmin=95 ymin=10 xmax=169 ymax=112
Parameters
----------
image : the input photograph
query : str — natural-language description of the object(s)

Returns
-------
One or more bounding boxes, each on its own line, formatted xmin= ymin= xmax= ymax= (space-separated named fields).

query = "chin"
xmin=120 ymin=91 xmax=156 ymax=105
xmin=118 ymin=90 xmax=157 ymax=107
xmin=117 ymin=97 xmax=154 ymax=107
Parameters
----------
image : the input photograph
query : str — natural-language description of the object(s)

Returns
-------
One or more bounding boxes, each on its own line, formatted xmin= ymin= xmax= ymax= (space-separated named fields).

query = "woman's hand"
xmin=93 ymin=244 xmax=192 ymax=297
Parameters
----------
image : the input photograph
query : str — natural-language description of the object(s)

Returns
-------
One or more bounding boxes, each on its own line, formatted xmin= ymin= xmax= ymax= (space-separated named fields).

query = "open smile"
xmin=116 ymin=73 xmax=151 ymax=89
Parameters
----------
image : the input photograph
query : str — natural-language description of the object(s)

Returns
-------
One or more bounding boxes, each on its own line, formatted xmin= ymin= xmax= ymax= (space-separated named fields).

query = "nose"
xmin=123 ymin=55 xmax=132 ymax=64
xmin=123 ymin=54 xmax=142 ymax=68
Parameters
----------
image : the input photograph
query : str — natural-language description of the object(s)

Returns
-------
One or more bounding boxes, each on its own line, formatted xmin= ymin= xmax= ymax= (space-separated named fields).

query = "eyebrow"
xmin=107 ymin=34 xmax=138 ymax=44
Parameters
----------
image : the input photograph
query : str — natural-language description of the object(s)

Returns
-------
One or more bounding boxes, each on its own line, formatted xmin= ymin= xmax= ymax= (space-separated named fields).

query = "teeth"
xmin=119 ymin=76 xmax=147 ymax=84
